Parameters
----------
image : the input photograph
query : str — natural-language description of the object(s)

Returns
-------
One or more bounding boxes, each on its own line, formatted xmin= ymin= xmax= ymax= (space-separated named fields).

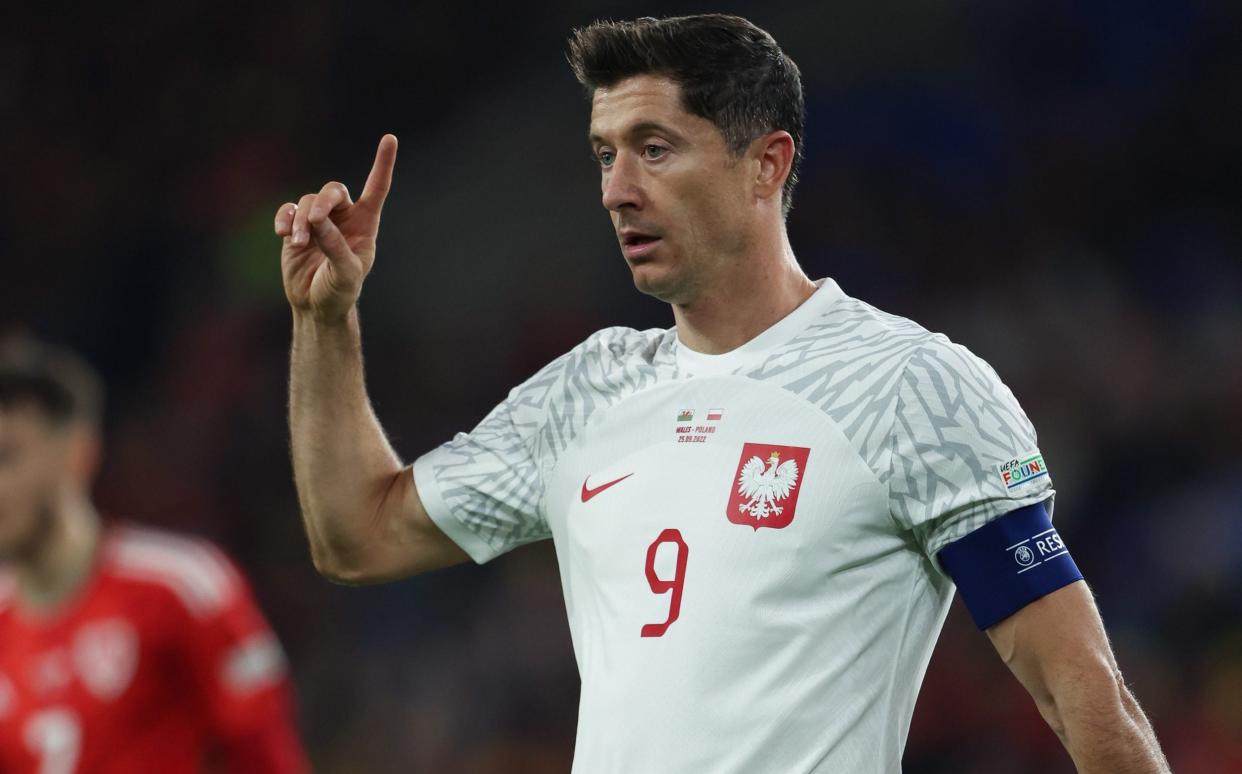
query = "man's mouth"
xmin=620 ymin=230 xmax=662 ymax=258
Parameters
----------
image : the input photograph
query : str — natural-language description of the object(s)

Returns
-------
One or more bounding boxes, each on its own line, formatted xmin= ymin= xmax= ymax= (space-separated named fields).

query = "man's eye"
xmin=643 ymin=144 xmax=668 ymax=159
xmin=596 ymin=150 xmax=615 ymax=167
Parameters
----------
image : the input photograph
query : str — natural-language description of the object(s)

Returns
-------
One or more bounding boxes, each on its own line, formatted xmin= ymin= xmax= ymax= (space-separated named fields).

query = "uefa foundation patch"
xmin=998 ymin=452 xmax=1048 ymax=490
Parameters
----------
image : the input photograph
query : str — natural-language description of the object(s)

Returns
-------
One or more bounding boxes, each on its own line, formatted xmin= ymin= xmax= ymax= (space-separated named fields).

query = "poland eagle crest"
xmin=726 ymin=443 xmax=812 ymax=530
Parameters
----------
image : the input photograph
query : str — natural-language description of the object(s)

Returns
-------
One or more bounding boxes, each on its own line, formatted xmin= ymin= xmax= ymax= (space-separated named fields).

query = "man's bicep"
xmin=985 ymin=580 xmax=1119 ymax=705
xmin=354 ymin=464 xmax=471 ymax=582
xmin=985 ymin=564 xmax=1173 ymax=771
xmin=314 ymin=464 xmax=469 ymax=584
xmin=396 ymin=464 xmax=472 ymax=571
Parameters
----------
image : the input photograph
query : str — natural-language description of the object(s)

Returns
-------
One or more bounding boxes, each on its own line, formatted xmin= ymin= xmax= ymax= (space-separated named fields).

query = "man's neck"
xmin=17 ymin=494 xmax=101 ymax=613
xmin=672 ymin=234 xmax=817 ymax=355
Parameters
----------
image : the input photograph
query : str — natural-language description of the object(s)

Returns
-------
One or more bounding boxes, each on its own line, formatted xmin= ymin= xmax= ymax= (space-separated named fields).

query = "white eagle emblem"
xmin=736 ymin=451 xmax=800 ymax=519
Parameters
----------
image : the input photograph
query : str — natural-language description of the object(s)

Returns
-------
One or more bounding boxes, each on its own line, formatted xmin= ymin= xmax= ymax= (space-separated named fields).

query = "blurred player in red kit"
xmin=0 ymin=339 xmax=308 ymax=773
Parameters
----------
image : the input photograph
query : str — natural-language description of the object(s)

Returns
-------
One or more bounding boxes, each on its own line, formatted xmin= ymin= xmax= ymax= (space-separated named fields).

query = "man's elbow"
xmin=307 ymin=534 xmax=431 ymax=585
xmin=300 ymin=491 xmax=463 ymax=584
xmin=310 ymin=551 xmax=381 ymax=586
xmin=306 ymin=533 xmax=388 ymax=586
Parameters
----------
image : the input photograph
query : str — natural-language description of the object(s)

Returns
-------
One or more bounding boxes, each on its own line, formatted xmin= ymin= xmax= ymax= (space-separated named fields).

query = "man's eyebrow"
xmin=588 ymin=121 xmax=686 ymax=145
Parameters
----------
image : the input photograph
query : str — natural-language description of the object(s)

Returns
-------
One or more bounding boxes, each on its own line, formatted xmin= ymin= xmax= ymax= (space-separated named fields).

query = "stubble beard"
xmin=630 ymin=251 xmax=707 ymax=306
xmin=0 ymin=502 xmax=57 ymax=566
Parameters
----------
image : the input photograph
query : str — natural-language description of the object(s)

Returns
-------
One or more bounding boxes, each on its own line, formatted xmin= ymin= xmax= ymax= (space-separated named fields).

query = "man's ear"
xmin=752 ymin=130 xmax=795 ymax=205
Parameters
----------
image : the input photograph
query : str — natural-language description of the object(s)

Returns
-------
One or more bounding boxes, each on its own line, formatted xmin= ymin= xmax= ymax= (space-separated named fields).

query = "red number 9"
xmin=641 ymin=529 xmax=689 ymax=638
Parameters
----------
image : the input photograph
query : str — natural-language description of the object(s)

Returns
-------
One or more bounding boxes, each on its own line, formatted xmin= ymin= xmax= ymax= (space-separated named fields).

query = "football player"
xmin=274 ymin=14 xmax=1168 ymax=773
xmin=0 ymin=339 xmax=308 ymax=773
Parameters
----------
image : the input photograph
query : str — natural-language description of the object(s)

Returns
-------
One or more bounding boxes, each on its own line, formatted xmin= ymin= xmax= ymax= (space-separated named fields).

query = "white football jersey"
xmin=413 ymin=278 xmax=1054 ymax=772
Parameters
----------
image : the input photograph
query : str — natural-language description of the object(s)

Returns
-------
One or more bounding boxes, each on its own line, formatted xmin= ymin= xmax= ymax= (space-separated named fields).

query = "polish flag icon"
xmin=706 ymin=408 xmax=724 ymax=421
xmin=726 ymin=443 xmax=811 ymax=530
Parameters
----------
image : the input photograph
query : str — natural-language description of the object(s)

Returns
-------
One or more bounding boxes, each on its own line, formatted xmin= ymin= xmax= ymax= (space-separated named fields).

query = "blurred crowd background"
xmin=4 ymin=0 xmax=1240 ymax=771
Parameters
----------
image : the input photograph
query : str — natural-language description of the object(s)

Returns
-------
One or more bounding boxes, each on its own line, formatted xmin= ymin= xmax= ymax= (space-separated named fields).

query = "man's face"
xmin=589 ymin=75 xmax=756 ymax=304
xmin=0 ymin=406 xmax=73 ymax=562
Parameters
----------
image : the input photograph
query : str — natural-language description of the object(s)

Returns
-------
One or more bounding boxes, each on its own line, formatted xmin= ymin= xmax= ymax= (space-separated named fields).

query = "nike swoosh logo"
xmin=581 ymin=473 xmax=634 ymax=503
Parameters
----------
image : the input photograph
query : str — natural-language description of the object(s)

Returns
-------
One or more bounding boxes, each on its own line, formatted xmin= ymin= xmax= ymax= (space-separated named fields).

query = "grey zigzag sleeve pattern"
xmin=755 ymin=301 xmax=931 ymax=478
xmin=413 ymin=326 xmax=670 ymax=562
xmin=417 ymin=358 xmax=564 ymax=558
xmin=887 ymin=337 xmax=1053 ymax=558
xmin=760 ymin=297 xmax=1053 ymax=564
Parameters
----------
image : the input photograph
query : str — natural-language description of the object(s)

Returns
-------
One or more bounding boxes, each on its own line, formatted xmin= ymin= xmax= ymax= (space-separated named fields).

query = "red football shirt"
xmin=0 ymin=525 xmax=308 ymax=773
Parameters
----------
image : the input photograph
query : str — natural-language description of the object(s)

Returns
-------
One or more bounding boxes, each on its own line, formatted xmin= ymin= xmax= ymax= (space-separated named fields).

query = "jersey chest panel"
xmin=545 ymin=376 xmax=896 ymax=670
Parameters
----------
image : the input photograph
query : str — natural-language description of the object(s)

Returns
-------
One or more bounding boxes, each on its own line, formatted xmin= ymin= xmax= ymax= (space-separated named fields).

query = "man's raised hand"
xmin=275 ymin=135 xmax=398 ymax=322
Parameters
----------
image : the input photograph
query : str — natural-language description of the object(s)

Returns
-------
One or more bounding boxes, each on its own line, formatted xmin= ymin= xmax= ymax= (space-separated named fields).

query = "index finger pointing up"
xmin=359 ymin=134 xmax=399 ymax=209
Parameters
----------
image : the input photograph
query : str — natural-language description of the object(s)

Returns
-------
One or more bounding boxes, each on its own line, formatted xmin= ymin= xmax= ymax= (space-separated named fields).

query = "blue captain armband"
xmin=937 ymin=501 xmax=1083 ymax=630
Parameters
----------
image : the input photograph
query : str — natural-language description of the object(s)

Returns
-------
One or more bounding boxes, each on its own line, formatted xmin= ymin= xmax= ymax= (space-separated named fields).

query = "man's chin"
xmin=0 ymin=508 xmax=56 ymax=564
xmin=628 ymin=261 xmax=691 ymax=305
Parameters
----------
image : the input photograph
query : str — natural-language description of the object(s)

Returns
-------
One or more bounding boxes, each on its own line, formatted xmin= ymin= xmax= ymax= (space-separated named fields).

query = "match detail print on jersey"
xmin=726 ymin=443 xmax=811 ymax=530
xmin=580 ymin=473 xmax=634 ymax=503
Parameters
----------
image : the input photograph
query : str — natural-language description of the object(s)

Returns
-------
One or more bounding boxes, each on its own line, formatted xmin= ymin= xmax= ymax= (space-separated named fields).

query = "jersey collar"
xmin=674 ymin=277 xmax=845 ymax=378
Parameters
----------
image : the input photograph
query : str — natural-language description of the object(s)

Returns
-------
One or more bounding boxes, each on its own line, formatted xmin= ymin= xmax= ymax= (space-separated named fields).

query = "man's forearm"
xmin=1052 ymin=669 xmax=1170 ymax=773
xmin=288 ymin=307 xmax=404 ymax=576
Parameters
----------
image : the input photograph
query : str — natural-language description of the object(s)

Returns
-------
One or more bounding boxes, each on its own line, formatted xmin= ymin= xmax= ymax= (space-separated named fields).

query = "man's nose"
xmin=601 ymin=153 xmax=644 ymax=212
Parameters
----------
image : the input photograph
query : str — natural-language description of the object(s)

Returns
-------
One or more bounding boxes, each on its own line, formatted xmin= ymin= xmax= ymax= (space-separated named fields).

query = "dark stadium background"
xmin=4 ymin=1 xmax=1240 ymax=771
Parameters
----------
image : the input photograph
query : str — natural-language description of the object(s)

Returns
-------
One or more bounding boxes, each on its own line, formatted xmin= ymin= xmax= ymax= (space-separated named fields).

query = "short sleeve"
xmin=178 ymin=551 xmax=308 ymax=772
xmin=888 ymin=338 xmax=1055 ymax=563
xmin=413 ymin=353 xmax=568 ymax=564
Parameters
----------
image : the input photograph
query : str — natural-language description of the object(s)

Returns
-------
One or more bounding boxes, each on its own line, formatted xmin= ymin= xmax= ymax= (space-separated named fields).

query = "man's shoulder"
xmin=574 ymin=324 xmax=672 ymax=364
xmin=811 ymin=293 xmax=937 ymax=354
xmin=472 ymin=324 xmax=674 ymax=459
xmin=511 ymin=325 xmax=672 ymax=398
xmin=794 ymin=292 xmax=1003 ymax=382
xmin=100 ymin=525 xmax=244 ymax=620
xmin=756 ymin=289 xmax=1019 ymax=471
xmin=758 ymin=291 xmax=942 ymax=385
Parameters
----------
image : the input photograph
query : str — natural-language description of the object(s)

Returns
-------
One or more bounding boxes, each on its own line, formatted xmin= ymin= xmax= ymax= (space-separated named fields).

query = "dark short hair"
xmin=0 ymin=337 xmax=103 ymax=428
xmin=568 ymin=14 xmax=805 ymax=216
